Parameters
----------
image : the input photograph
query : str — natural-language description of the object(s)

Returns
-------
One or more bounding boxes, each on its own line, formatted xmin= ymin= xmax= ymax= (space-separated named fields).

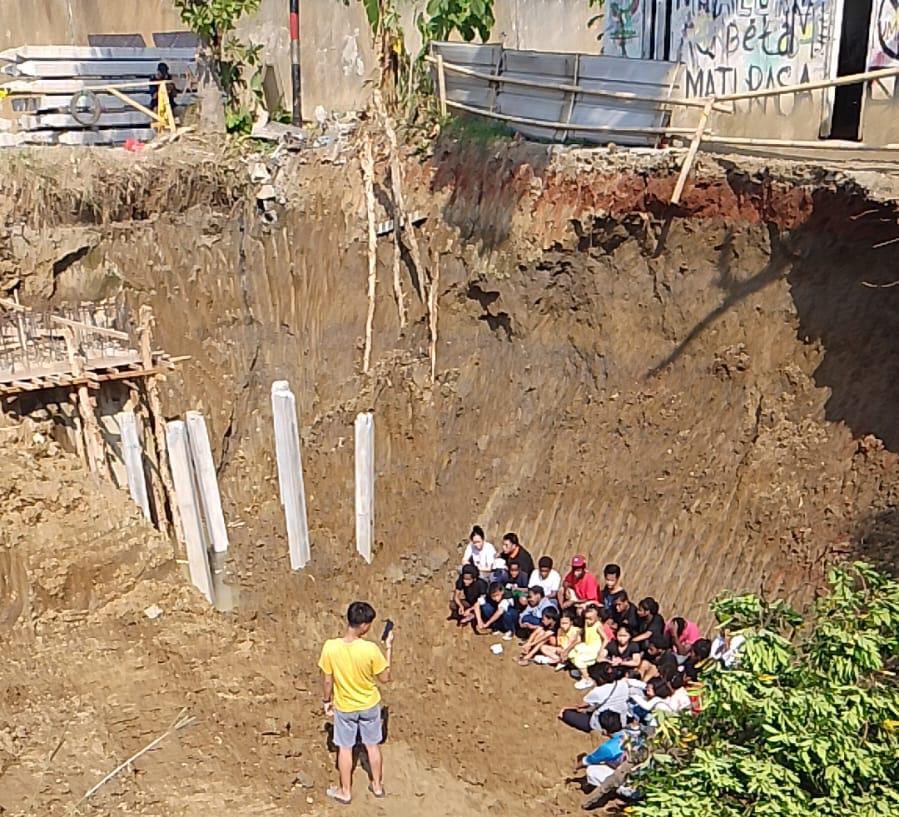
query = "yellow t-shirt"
xmin=584 ymin=622 xmax=602 ymax=647
xmin=318 ymin=637 xmax=389 ymax=713
xmin=558 ymin=628 xmax=577 ymax=650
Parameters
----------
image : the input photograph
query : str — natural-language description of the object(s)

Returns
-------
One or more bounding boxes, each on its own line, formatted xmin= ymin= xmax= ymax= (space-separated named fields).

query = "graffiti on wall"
xmin=670 ymin=0 xmax=842 ymax=97
xmin=604 ymin=0 xmax=647 ymax=58
xmin=868 ymin=0 xmax=899 ymax=66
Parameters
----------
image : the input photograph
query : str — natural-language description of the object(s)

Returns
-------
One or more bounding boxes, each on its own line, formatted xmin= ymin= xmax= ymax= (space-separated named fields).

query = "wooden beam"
xmin=50 ymin=315 xmax=129 ymax=341
xmin=140 ymin=305 xmax=179 ymax=543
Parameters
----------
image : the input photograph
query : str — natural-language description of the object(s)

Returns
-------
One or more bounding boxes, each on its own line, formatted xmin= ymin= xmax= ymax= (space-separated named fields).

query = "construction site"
xmin=1 ymin=1 xmax=898 ymax=816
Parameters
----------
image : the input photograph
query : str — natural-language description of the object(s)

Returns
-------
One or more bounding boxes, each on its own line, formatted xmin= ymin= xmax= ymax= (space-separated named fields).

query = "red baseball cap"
xmin=571 ymin=555 xmax=586 ymax=568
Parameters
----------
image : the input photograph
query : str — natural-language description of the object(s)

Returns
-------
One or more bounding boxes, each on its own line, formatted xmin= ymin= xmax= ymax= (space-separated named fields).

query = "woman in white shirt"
xmin=461 ymin=525 xmax=496 ymax=581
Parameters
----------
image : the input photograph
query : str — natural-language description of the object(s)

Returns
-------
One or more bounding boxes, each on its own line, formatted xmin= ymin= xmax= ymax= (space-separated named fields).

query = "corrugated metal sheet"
xmin=432 ymin=41 xmax=681 ymax=147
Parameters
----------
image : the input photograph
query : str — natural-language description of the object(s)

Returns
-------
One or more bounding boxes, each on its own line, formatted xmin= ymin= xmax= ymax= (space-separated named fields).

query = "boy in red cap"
xmin=560 ymin=555 xmax=600 ymax=613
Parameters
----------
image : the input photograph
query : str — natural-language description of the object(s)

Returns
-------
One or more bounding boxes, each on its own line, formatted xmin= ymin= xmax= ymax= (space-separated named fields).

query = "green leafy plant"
xmin=417 ymin=0 xmax=495 ymax=43
xmin=174 ymin=0 xmax=263 ymax=133
xmin=633 ymin=563 xmax=899 ymax=817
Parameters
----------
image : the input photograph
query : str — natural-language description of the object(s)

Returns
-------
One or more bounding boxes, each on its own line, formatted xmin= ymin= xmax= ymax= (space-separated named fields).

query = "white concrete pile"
xmin=0 ymin=45 xmax=196 ymax=147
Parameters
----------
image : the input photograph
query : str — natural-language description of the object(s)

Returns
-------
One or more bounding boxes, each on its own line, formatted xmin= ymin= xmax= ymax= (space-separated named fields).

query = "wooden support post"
xmin=271 ymin=381 xmax=311 ymax=570
xmin=185 ymin=410 xmax=229 ymax=554
xmin=165 ymin=420 xmax=214 ymax=603
xmin=361 ymin=134 xmax=379 ymax=372
xmin=429 ymin=250 xmax=440 ymax=384
xmin=354 ymin=412 xmax=374 ymax=564
xmin=139 ymin=305 xmax=180 ymax=543
xmin=117 ymin=411 xmax=151 ymax=521
xmin=62 ymin=326 xmax=107 ymax=477
xmin=377 ymin=91 xmax=428 ymax=304
xmin=436 ymin=53 xmax=448 ymax=118
xmin=671 ymin=98 xmax=715 ymax=206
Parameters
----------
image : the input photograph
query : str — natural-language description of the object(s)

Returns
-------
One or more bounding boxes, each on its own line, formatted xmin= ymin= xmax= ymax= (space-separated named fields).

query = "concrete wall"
xmin=0 ymin=0 xmax=182 ymax=48
xmin=861 ymin=1 xmax=899 ymax=145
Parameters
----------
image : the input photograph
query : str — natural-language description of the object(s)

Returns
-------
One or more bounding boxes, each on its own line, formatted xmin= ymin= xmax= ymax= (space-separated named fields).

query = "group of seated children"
xmin=450 ymin=525 xmax=744 ymax=805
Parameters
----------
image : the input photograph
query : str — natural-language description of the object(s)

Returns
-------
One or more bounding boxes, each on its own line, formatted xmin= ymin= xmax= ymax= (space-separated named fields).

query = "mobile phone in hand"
xmin=381 ymin=619 xmax=395 ymax=642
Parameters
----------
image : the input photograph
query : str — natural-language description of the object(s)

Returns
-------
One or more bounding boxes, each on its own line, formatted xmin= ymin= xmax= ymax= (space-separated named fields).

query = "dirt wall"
xmin=0 ymin=140 xmax=897 ymax=817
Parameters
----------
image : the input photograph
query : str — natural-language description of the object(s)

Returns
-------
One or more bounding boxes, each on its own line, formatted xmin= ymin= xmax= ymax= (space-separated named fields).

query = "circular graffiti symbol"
xmin=879 ymin=0 xmax=899 ymax=61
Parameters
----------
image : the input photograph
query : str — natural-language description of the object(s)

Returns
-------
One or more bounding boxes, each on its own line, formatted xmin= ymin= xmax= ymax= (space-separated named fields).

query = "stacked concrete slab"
xmin=0 ymin=45 xmax=196 ymax=147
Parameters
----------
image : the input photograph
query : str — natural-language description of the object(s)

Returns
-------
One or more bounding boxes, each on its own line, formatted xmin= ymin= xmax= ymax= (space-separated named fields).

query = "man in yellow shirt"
xmin=319 ymin=601 xmax=394 ymax=804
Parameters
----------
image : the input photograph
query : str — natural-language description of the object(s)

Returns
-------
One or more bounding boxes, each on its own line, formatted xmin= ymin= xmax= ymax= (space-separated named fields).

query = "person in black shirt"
xmin=675 ymin=638 xmax=712 ymax=686
xmin=633 ymin=597 xmax=666 ymax=644
xmin=603 ymin=625 xmax=643 ymax=669
xmin=450 ymin=564 xmax=487 ymax=625
xmin=612 ymin=591 xmax=640 ymax=634
xmin=639 ymin=633 xmax=678 ymax=682
xmin=601 ymin=563 xmax=625 ymax=611
xmin=501 ymin=532 xmax=535 ymax=579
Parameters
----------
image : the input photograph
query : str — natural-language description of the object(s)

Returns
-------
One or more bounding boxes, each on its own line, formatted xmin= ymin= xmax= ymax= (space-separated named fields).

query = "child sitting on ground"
xmin=628 ymin=676 xmax=692 ymax=725
xmin=539 ymin=610 xmax=581 ymax=668
xmin=473 ymin=581 xmax=519 ymax=639
xmin=602 ymin=625 xmax=643 ymax=671
xmin=557 ymin=662 xmax=629 ymax=733
xmin=570 ymin=604 xmax=609 ymax=689
xmin=505 ymin=560 xmax=531 ymax=609
xmin=517 ymin=606 xmax=560 ymax=665
xmin=450 ymin=564 xmax=488 ymax=625
xmin=518 ymin=586 xmax=555 ymax=633
xmin=638 ymin=633 xmax=678 ymax=682
xmin=666 ymin=616 xmax=702 ymax=657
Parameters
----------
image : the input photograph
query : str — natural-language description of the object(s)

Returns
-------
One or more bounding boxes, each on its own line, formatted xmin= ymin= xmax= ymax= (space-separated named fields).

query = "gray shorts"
xmin=333 ymin=704 xmax=383 ymax=748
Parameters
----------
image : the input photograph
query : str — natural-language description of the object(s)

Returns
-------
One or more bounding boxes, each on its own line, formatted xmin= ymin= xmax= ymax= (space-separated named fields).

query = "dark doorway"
xmin=829 ymin=0 xmax=874 ymax=140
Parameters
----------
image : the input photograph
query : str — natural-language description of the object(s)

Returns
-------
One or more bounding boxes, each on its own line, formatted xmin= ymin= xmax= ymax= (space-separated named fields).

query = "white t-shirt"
xmin=528 ymin=568 xmax=562 ymax=597
xmin=711 ymin=634 xmax=746 ymax=668
xmin=462 ymin=540 xmax=496 ymax=572
xmin=478 ymin=595 xmax=511 ymax=613
xmin=584 ymin=680 xmax=630 ymax=730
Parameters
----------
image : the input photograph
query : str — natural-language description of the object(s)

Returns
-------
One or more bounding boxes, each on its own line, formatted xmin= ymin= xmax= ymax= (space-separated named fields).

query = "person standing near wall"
xmin=319 ymin=601 xmax=394 ymax=804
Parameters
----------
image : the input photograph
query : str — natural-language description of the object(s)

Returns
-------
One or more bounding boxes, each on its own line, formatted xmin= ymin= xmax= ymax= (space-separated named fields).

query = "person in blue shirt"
xmin=518 ymin=586 xmax=554 ymax=632
xmin=582 ymin=710 xmax=628 ymax=788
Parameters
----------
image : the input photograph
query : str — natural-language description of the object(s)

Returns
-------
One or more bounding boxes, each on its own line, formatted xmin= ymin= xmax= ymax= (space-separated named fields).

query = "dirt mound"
xmin=0 ymin=139 xmax=897 ymax=816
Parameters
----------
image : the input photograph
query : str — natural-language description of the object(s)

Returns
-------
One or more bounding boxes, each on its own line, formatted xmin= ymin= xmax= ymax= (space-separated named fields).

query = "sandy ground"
xmin=1 ymin=137 xmax=897 ymax=815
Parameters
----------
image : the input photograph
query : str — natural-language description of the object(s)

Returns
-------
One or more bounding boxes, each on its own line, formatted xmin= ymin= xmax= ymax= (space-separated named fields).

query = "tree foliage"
xmin=634 ymin=563 xmax=899 ymax=817
xmin=417 ymin=0 xmax=495 ymax=44
xmin=174 ymin=0 xmax=263 ymax=132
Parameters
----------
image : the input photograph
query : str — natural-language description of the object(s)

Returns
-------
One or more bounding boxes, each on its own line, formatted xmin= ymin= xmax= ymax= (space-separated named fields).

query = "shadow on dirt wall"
xmin=647 ymin=189 xmax=899 ymax=453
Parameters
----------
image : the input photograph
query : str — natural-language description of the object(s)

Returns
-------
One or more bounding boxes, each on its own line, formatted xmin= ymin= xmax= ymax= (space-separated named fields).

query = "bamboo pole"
xmin=429 ymin=250 xmax=440 ymax=384
xmin=445 ymin=98 xmax=697 ymax=135
xmin=714 ymin=64 xmax=899 ymax=103
xmin=379 ymin=106 xmax=409 ymax=331
xmin=436 ymin=54 xmax=448 ymax=118
xmin=377 ymin=92 xmax=429 ymax=300
xmin=139 ymin=305 xmax=180 ymax=543
xmin=686 ymin=134 xmax=899 ymax=151
xmin=426 ymin=54 xmax=728 ymax=111
xmin=361 ymin=134 xmax=378 ymax=374
xmin=61 ymin=326 xmax=107 ymax=477
xmin=671 ymin=98 xmax=715 ymax=206
xmin=106 ymin=86 xmax=167 ymax=125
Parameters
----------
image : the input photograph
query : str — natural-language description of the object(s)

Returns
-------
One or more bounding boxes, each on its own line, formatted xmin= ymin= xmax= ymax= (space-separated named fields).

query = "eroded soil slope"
xmin=0 ymin=140 xmax=897 ymax=816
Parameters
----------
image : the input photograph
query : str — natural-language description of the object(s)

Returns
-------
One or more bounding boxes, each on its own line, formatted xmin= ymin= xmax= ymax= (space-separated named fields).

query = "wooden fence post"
xmin=139 ymin=305 xmax=180 ymax=543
